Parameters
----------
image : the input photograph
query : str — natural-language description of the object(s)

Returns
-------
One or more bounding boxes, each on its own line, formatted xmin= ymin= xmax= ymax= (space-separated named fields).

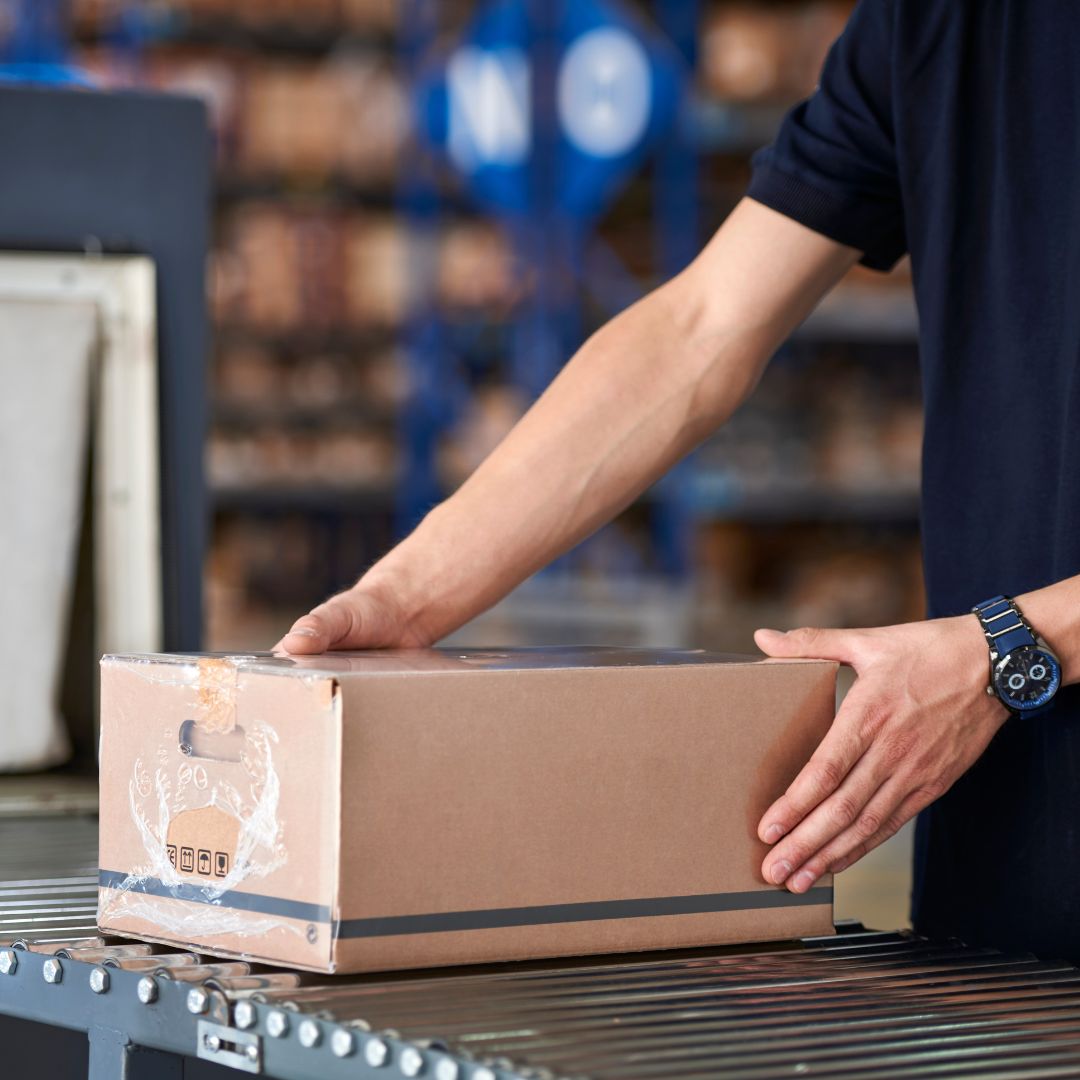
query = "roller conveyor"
xmin=3 ymin=814 xmax=1080 ymax=1079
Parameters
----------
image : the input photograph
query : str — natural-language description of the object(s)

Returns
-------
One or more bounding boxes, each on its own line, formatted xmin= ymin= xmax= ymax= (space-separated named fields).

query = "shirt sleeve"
xmin=746 ymin=0 xmax=905 ymax=271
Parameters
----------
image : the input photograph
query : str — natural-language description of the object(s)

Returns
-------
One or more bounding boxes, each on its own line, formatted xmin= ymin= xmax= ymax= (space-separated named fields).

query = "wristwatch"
xmin=971 ymin=595 xmax=1062 ymax=715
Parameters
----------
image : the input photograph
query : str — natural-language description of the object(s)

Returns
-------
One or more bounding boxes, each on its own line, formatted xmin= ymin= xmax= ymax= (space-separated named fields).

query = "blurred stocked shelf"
xmin=77 ymin=18 xmax=395 ymax=55
xmin=214 ymin=321 xmax=397 ymax=353
xmin=210 ymin=482 xmax=395 ymax=511
xmin=700 ymin=2 xmax=852 ymax=105
xmin=72 ymin=0 xmax=398 ymax=41
xmin=685 ymin=480 xmax=921 ymax=523
xmin=214 ymin=174 xmax=397 ymax=207
xmin=213 ymin=401 xmax=395 ymax=431
xmin=210 ymin=206 xmax=522 ymax=332
xmin=208 ymin=426 xmax=397 ymax=491
xmin=71 ymin=0 xmax=921 ymax=650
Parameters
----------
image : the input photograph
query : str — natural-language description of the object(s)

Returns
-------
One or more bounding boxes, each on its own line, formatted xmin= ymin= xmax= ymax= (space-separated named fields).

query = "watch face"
xmin=993 ymin=646 xmax=1061 ymax=711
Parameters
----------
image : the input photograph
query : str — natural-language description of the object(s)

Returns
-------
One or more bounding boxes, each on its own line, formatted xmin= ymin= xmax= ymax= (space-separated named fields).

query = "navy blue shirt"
xmin=748 ymin=0 xmax=1080 ymax=959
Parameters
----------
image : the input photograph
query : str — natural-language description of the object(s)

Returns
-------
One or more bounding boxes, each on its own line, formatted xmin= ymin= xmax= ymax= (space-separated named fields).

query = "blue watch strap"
xmin=972 ymin=595 xmax=1036 ymax=655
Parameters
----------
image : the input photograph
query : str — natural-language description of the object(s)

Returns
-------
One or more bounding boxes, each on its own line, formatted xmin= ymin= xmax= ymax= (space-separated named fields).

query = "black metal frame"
xmin=0 ymin=84 xmax=211 ymax=652
xmin=0 ymin=946 xmax=489 ymax=1080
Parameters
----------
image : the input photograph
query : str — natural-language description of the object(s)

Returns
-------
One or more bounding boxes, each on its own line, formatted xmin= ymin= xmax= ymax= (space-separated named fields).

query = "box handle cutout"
xmin=179 ymin=719 xmax=245 ymax=762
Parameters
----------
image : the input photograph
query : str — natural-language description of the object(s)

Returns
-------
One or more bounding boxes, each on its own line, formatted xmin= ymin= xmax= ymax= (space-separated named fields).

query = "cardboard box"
xmin=98 ymin=648 xmax=837 ymax=973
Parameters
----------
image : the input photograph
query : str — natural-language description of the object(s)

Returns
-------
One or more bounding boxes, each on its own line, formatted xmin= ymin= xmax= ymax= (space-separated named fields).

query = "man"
xmin=280 ymin=2 xmax=1080 ymax=961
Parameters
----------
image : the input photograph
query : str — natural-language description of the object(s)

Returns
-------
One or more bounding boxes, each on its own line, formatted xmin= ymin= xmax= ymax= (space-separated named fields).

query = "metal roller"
xmin=12 ymin=936 xmax=105 ymax=954
xmin=155 ymin=961 xmax=251 ymax=982
xmin=102 ymin=951 xmax=201 ymax=971
xmin=204 ymin=971 xmax=306 ymax=994
xmin=54 ymin=943 xmax=155 ymax=962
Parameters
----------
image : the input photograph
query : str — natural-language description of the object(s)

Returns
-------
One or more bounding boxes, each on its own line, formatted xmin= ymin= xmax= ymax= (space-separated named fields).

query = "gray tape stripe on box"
xmin=337 ymin=886 xmax=834 ymax=939
xmin=99 ymin=871 xmax=830 ymax=940
xmin=98 ymin=870 xmax=332 ymax=924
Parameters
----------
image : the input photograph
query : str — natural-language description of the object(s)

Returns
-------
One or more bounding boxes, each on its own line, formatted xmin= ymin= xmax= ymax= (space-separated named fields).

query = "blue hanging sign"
xmin=416 ymin=0 xmax=684 ymax=220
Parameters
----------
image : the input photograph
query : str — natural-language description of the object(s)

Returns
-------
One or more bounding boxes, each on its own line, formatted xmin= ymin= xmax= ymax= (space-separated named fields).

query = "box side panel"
xmin=332 ymin=659 xmax=836 ymax=972
xmin=98 ymin=657 xmax=341 ymax=969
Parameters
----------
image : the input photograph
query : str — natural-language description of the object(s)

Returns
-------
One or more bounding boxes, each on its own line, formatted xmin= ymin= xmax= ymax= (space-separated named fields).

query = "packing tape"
xmin=196 ymin=657 xmax=238 ymax=734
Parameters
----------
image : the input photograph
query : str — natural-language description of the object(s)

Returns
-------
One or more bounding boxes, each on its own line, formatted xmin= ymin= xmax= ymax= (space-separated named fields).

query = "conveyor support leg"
xmin=88 ymin=1025 xmax=182 ymax=1080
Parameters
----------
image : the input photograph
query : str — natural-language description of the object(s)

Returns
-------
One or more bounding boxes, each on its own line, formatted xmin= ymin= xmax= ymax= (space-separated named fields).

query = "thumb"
xmin=277 ymin=591 xmax=368 ymax=655
xmin=754 ymin=626 xmax=859 ymax=664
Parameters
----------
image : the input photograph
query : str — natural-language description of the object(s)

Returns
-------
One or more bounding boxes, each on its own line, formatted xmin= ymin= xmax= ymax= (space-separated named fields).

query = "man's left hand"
xmin=753 ymin=616 xmax=1010 ymax=893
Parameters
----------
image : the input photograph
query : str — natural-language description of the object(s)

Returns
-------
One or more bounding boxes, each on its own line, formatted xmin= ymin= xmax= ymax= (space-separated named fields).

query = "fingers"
xmin=757 ymin=685 xmax=878 ymax=845
xmin=278 ymin=594 xmax=360 ymax=655
xmin=827 ymin=784 xmax=946 ymax=874
xmin=761 ymin=750 xmax=888 ymax=888
xmin=754 ymin=626 xmax=865 ymax=665
xmin=781 ymin=781 xmax=939 ymax=893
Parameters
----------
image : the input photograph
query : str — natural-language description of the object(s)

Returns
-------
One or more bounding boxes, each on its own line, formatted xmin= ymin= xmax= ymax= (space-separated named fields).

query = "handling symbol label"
xmin=165 ymin=806 xmax=242 ymax=880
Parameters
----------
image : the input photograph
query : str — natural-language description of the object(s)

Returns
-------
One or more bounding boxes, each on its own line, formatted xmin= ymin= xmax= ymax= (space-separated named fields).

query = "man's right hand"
xmin=276 ymin=580 xmax=429 ymax=654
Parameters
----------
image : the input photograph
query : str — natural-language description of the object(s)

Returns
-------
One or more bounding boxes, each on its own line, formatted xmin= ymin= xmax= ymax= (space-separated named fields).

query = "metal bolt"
xmin=401 ymin=1046 xmax=425 ymax=1076
xmin=186 ymin=987 xmax=209 ymax=1014
xmin=42 ymin=958 xmax=63 ymax=984
xmin=331 ymin=1029 xmax=355 ymax=1058
xmin=234 ymin=999 xmax=256 ymax=1029
xmin=266 ymin=1010 xmax=290 ymax=1038
xmin=473 ymin=1069 xmax=496 ymax=1080
xmin=435 ymin=1060 xmax=460 ymax=1080
xmin=0 ymin=950 xmax=17 ymax=976
xmin=298 ymin=1019 xmax=322 ymax=1049
xmin=204 ymin=1033 xmax=222 ymax=1053
xmin=137 ymin=976 xmax=158 ymax=1004
xmin=245 ymin=1045 xmax=260 ymax=1064
xmin=89 ymin=967 xmax=110 ymax=994
xmin=364 ymin=1038 xmax=390 ymax=1067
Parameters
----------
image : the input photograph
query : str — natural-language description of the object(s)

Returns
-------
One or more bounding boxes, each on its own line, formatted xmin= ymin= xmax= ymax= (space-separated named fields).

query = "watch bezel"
xmin=991 ymin=643 xmax=1062 ymax=712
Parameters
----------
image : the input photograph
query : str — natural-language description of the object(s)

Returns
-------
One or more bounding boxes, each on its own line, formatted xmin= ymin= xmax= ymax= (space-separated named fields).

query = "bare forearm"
xmin=365 ymin=201 xmax=859 ymax=643
xmin=365 ymin=291 xmax=747 ymax=642
xmin=279 ymin=200 xmax=858 ymax=652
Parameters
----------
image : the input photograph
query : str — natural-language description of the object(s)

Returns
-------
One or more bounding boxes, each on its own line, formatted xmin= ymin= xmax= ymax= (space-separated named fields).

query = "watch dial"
xmin=994 ymin=647 xmax=1061 ymax=710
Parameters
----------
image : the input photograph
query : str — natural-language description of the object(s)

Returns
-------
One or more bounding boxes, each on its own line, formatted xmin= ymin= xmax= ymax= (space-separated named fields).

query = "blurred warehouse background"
xmin=0 ymin=0 xmax=920 ymax=926
xmin=7 ymin=0 xmax=921 ymax=653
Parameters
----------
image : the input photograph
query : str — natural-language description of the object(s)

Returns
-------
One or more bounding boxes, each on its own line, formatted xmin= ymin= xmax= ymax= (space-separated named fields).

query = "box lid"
xmin=103 ymin=646 xmax=812 ymax=679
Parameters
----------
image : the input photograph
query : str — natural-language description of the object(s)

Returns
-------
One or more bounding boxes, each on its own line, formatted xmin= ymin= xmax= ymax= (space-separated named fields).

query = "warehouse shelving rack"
xmin=393 ymin=0 xmax=706 ymax=578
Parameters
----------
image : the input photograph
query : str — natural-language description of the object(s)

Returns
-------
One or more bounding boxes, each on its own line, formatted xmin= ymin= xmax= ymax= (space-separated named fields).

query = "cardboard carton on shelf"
xmin=98 ymin=647 xmax=837 ymax=974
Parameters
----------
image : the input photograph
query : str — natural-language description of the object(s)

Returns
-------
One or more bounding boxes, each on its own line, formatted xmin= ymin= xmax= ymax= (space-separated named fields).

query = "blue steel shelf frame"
xmin=396 ymin=0 xmax=701 ymax=580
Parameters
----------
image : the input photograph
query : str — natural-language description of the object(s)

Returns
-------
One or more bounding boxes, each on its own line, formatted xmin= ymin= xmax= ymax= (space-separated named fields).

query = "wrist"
xmin=1013 ymin=586 xmax=1080 ymax=685
xmin=358 ymin=501 xmax=495 ymax=646
xmin=357 ymin=553 xmax=440 ymax=648
xmin=948 ymin=612 xmax=998 ymax=698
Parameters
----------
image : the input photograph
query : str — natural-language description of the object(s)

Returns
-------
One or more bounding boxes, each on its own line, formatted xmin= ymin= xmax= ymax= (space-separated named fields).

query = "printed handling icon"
xmin=165 ymin=845 xmax=229 ymax=877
